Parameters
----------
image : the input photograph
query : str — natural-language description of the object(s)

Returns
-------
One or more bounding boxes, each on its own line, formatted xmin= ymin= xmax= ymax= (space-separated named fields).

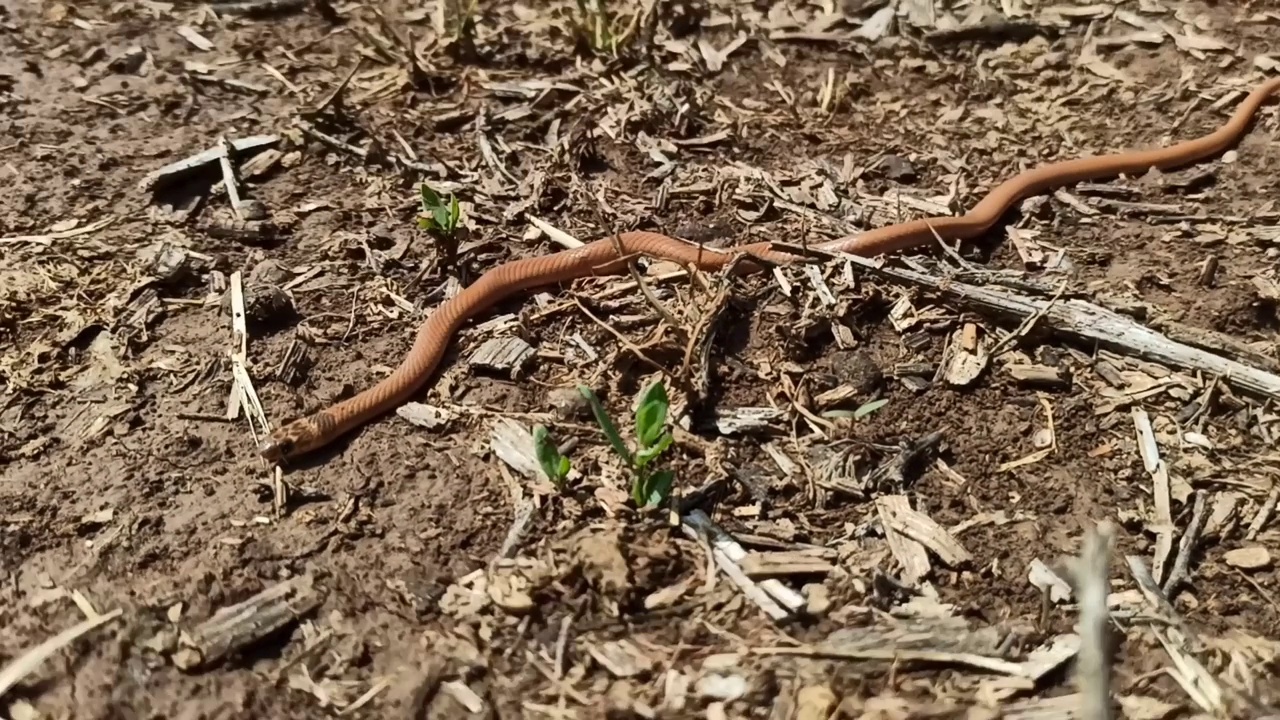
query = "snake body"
xmin=258 ymin=77 xmax=1280 ymax=462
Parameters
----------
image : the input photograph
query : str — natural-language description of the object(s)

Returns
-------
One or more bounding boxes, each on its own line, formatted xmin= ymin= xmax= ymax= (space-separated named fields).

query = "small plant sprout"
xmin=821 ymin=397 xmax=889 ymax=421
xmin=852 ymin=397 xmax=889 ymax=419
xmin=532 ymin=424 xmax=571 ymax=489
xmin=416 ymin=182 xmax=462 ymax=237
xmin=578 ymin=381 xmax=676 ymax=510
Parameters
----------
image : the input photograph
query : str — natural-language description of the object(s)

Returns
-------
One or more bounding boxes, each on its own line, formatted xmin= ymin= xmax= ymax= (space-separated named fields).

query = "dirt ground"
xmin=3 ymin=0 xmax=1280 ymax=718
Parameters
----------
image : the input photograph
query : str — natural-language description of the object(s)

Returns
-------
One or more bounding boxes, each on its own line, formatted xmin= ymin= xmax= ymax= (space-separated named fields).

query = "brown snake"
xmin=259 ymin=77 xmax=1280 ymax=463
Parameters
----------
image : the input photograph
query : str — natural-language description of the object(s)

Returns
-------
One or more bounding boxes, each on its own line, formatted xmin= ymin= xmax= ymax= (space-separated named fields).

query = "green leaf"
xmin=578 ymin=385 xmax=633 ymax=465
xmin=448 ymin=193 xmax=461 ymax=228
xmin=432 ymin=205 xmax=451 ymax=229
xmin=419 ymin=184 xmax=442 ymax=211
xmin=853 ymin=398 xmax=889 ymax=419
xmin=633 ymin=431 xmax=672 ymax=468
xmin=634 ymin=381 xmax=669 ymax=447
xmin=642 ymin=469 xmax=676 ymax=508
xmin=634 ymin=400 xmax=666 ymax=448
xmin=533 ymin=424 xmax=566 ymax=484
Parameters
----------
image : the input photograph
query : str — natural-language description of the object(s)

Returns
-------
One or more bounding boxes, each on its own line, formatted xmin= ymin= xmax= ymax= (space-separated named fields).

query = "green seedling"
xmin=821 ymin=397 xmax=889 ymax=421
xmin=578 ymin=381 xmax=676 ymax=509
xmin=533 ymin=424 xmax=571 ymax=489
xmin=416 ymin=183 xmax=461 ymax=237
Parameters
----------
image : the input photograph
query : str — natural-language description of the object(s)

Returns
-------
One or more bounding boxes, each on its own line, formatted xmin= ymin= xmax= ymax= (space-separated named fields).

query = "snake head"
xmin=258 ymin=433 xmax=293 ymax=462
xmin=259 ymin=414 xmax=332 ymax=462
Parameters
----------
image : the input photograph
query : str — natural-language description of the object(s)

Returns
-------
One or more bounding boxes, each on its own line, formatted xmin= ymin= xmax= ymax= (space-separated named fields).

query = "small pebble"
xmin=803 ymin=583 xmax=831 ymax=617
xmin=795 ymin=686 xmax=837 ymax=720
xmin=695 ymin=673 xmax=746 ymax=702
xmin=1182 ymin=431 xmax=1213 ymax=450
xmin=879 ymin=154 xmax=918 ymax=182
xmin=1223 ymin=547 xmax=1271 ymax=570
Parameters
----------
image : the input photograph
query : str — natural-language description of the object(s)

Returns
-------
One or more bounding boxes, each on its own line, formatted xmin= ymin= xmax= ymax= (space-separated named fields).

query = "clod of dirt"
xmin=107 ymin=46 xmax=149 ymax=75
xmin=247 ymin=258 xmax=290 ymax=287
xmin=236 ymin=199 xmax=270 ymax=221
xmin=672 ymin=218 xmax=738 ymax=245
xmin=879 ymin=155 xmax=919 ymax=182
xmin=563 ymin=525 xmax=631 ymax=599
xmin=664 ymin=0 xmax=709 ymax=38
xmin=821 ymin=348 xmax=884 ymax=395
xmin=548 ymin=385 xmax=592 ymax=421
xmin=604 ymin=680 xmax=646 ymax=719
xmin=136 ymin=240 xmax=200 ymax=285
xmin=486 ymin=571 xmax=535 ymax=615
xmin=380 ymin=657 xmax=447 ymax=720
xmin=220 ymin=258 xmax=296 ymax=331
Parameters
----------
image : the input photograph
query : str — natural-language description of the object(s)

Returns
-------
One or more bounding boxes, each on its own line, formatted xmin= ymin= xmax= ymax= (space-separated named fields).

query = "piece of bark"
xmin=1007 ymin=363 xmax=1072 ymax=390
xmin=172 ymin=574 xmax=322 ymax=671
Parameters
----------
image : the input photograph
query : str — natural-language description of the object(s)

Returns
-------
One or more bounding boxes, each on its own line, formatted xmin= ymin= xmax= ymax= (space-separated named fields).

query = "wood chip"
xmin=468 ymin=336 xmax=536 ymax=378
xmin=876 ymin=495 xmax=973 ymax=570
xmin=586 ymin=640 xmax=655 ymax=678
xmin=1007 ymin=363 xmax=1072 ymax=390
xmin=173 ymin=574 xmax=322 ymax=671
xmin=739 ymin=551 xmax=835 ymax=579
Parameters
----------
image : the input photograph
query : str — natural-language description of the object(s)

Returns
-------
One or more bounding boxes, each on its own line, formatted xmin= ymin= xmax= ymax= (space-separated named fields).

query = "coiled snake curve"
xmin=258 ymin=77 xmax=1280 ymax=463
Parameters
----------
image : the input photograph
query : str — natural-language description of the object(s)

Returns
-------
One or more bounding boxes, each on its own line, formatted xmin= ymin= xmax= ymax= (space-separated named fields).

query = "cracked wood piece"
xmin=586 ymin=639 xmax=655 ymax=678
xmin=739 ymin=551 xmax=835 ymax=579
xmin=1006 ymin=226 xmax=1046 ymax=268
xmin=1020 ymin=633 xmax=1082 ymax=682
xmin=1028 ymin=558 xmax=1073 ymax=604
xmin=487 ymin=417 xmax=544 ymax=481
xmin=1244 ymin=487 xmax=1278 ymax=541
xmin=875 ymin=496 xmax=931 ymax=585
xmin=215 ymin=136 xmax=244 ymax=218
xmin=875 ymin=495 xmax=973 ymax=569
xmin=940 ymin=323 xmax=989 ymax=386
xmin=173 ymin=574 xmax=322 ymax=671
xmin=468 ymin=336 xmax=536 ymax=378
